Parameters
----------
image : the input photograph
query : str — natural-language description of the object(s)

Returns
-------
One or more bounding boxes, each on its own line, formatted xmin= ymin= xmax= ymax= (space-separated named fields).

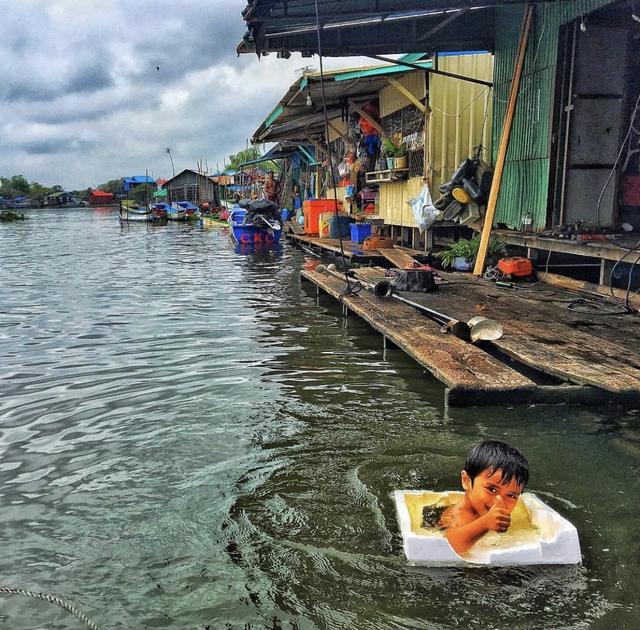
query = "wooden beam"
xmin=539 ymin=271 xmax=640 ymax=312
xmin=327 ymin=120 xmax=348 ymax=142
xmin=473 ymin=4 xmax=534 ymax=276
xmin=386 ymin=77 xmax=427 ymax=113
xmin=305 ymin=136 xmax=328 ymax=159
xmin=416 ymin=8 xmax=470 ymax=42
xmin=349 ymin=101 xmax=383 ymax=134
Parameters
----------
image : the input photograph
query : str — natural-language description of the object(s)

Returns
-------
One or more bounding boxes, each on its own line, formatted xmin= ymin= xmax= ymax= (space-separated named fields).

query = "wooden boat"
xmin=119 ymin=202 xmax=167 ymax=223
xmin=199 ymin=214 xmax=228 ymax=228
xmin=167 ymin=201 xmax=199 ymax=221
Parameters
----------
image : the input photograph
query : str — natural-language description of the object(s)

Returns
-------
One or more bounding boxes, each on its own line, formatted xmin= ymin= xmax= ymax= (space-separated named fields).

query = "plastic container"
xmin=395 ymin=490 xmax=581 ymax=566
xmin=329 ymin=214 xmax=352 ymax=239
xmin=350 ymin=222 xmax=373 ymax=243
xmin=304 ymin=199 xmax=343 ymax=236
xmin=319 ymin=211 xmax=335 ymax=238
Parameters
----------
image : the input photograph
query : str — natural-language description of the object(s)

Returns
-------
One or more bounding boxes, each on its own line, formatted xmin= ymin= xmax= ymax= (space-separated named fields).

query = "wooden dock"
xmin=301 ymin=266 xmax=640 ymax=407
xmin=286 ymin=232 xmax=425 ymax=265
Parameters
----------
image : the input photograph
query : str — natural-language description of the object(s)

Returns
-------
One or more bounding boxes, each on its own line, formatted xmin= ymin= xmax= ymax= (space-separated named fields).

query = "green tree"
xmin=10 ymin=175 xmax=30 ymax=196
xmin=28 ymin=181 xmax=53 ymax=201
xmin=0 ymin=177 xmax=12 ymax=196
xmin=129 ymin=183 xmax=154 ymax=203
xmin=227 ymin=147 xmax=260 ymax=170
xmin=98 ymin=178 xmax=124 ymax=195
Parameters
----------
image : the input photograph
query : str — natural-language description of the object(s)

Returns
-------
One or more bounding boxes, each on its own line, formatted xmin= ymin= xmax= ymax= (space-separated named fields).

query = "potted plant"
xmin=437 ymin=236 xmax=507 ymax=271
xmin=394 ymin=142 xmax=408 ymax=170
xmin=382 ymin=137 xmax=398 ymax=170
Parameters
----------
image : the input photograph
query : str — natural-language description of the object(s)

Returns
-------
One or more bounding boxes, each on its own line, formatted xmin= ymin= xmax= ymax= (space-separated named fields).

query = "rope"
xmin=0 ymin=585 xmax=101 ymax=630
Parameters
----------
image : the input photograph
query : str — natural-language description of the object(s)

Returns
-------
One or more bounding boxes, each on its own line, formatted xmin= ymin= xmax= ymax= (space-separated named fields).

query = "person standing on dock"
xmin=264 ymin=171 xmax=279 ymax=205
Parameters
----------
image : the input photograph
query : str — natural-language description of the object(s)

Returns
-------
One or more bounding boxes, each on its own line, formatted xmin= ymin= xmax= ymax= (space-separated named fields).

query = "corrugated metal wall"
xmin=493 ymin=0 xmax=617 ymax=229
xmin=429 ymin=54 xmax=494 ymax=188
xmin=379 ymin=53 xmax=494 ymax=227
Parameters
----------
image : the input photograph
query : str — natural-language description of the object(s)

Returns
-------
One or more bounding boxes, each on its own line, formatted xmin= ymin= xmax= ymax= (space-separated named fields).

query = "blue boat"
xmin=167 ymin=201 xmax=199 ymax=221
xmin=229 ymin=200 xmax=282 ymax=246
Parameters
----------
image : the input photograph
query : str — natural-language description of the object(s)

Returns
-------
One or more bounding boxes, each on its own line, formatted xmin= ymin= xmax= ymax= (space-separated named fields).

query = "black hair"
xmin=464 ymin=440 xmax=529 ymax=488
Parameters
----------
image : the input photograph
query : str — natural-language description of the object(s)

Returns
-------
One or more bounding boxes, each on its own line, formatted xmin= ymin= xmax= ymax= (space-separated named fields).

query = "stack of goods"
xmin=434 ymin=159 xmax=493 ymax=226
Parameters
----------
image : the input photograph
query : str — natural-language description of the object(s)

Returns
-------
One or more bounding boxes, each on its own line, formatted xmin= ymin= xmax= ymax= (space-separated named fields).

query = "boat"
xmin=119 ymin=202 xmax=167 ymax=223
xmin=167 ymin=201 xmax=200 ymax=221
xmin=199 ymin=214 xmax=228 ymax=228
xmin=229 ymin=199 xmax=282 ymax=246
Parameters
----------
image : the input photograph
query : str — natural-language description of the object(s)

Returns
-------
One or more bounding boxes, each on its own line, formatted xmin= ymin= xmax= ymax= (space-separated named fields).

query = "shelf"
xmin=365 ymin=168 xmax=409 ymax=185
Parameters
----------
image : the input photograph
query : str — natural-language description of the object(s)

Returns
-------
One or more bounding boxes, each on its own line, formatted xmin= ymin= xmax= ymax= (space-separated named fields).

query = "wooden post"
xmin=473 ymin=4 xmax=534 ymax=276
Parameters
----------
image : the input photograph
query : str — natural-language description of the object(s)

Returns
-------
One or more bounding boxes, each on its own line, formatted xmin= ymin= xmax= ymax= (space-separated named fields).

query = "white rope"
xmin=0 ymin=585 xmax=101 ymax=630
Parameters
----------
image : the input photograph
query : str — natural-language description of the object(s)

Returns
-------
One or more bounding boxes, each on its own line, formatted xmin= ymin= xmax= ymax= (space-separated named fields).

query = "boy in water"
xmin=439 ymin=440 xmax=529 ymax=555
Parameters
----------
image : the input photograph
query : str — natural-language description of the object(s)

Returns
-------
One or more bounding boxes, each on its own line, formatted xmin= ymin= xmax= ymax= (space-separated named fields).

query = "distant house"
xmin=10 ymin=196 xmax=39 ymax=208
xmin=44 ymin=191 xmax=86 ymax=207
xmin=165 ymin=169 xmax=219 ymax=205
xmin=123 ymin=175 xmax=155 ymax=193
xmin=88 ymin=189 xmax=115 ymax=205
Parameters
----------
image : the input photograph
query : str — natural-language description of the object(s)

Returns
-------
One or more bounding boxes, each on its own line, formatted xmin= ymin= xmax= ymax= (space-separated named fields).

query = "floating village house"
xmin=164 ymin=169 xmax=219 ymax=205
xmin=251 ymin=54 xmax=493 ymax=249
xmin=87 ymin=189 xmax=115 ymax=205
xmin=122 ymin=175 xmax=155 ymax=194
xmin=240 ymin=0 xmax=640 ymax=289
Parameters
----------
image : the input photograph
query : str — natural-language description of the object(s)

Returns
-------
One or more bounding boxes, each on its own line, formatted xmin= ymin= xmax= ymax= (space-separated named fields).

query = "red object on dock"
xmin=497 ymin=257 xmax=534 ymax=278
xmin=304 ymin=199 xmax=342 ymax=236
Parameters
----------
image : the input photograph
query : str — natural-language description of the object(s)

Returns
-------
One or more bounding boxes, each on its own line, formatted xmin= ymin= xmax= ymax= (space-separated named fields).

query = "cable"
xmin=313 ymin=0 xmax=358 ymax=297
xmin=608 ymin=236 xmax=640 ymax=311
xmin=595 ymin=89 xmax=640 ymax=227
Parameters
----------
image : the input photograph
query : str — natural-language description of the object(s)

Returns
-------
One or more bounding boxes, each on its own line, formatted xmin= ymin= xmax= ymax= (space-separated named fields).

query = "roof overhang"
xmin=252 ymin=59 xmax=432 ymax=143
xmin=238 ymin=1 xmax=557 ymax=57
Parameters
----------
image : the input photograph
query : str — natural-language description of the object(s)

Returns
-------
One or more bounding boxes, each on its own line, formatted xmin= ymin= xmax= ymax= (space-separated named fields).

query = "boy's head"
xmin=460 ymin=440 xmax=529 ymax=515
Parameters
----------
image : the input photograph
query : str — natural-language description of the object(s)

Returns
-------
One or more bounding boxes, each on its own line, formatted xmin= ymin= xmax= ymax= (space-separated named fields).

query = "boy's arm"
xmin=445 ymin=497 xmax=511 ymax=555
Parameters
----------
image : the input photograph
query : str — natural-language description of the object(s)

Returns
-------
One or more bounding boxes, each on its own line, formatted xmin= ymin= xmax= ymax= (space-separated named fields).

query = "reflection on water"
xmin=0 ymin=208 xmax=639 ymax=628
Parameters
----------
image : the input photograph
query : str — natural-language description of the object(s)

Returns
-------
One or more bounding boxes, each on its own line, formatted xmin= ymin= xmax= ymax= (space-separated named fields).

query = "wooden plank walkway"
xmin=354 ymin=266 xmax=640 ymax=397
xmin=377 ymin=248 xmax=419 ymax=269
xmin=302 ymin=268 xmax=536 ymax=406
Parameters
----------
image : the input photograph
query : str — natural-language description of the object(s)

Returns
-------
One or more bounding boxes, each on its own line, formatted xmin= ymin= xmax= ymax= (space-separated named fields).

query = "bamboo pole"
xmin=473 ymin=4 xmax=534 ymax=276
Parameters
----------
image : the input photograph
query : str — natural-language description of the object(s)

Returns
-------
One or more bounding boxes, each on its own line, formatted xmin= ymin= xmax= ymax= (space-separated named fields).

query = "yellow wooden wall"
xmin=379 ymin=53 xmax=494 ymax=227
xmin=379 ymin=72 xmax=426 ymax=117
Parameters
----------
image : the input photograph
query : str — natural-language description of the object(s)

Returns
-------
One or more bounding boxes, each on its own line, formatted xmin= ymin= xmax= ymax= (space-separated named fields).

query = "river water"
xmin=0 ymin=207 xmax=639 ymax=629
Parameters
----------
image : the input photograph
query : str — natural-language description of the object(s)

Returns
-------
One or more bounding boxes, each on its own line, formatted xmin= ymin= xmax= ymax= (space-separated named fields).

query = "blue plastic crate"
xmin=350 ymin=222 xmax=372 ymax=243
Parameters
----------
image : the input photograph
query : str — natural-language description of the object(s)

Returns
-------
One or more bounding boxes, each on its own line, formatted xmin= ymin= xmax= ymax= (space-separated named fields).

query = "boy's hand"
xmin=481 ymin=496 xmax=511 ymax=533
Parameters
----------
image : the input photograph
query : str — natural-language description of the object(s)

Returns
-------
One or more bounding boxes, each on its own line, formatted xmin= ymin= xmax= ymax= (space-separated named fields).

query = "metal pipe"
xmin=315 ymin=264 xmax=504 ymax=342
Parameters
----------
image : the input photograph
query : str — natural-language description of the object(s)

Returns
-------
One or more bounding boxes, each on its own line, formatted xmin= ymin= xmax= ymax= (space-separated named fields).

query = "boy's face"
xmin=461 ymin=468 xmax=524 ymax=516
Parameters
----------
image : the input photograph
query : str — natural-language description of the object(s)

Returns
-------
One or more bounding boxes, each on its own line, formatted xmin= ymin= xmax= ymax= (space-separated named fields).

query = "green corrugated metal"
xmin=492 ymin=0 xmax=616 ymax=229
xmin=264 ymin=104 xmax=284 ymax=129
xmin=333 ymin=60 xmax=432 ymax=82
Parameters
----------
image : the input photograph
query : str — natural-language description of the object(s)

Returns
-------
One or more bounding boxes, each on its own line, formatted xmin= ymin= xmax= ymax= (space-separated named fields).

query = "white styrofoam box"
xmin=395 ymin=490 xmax=582 ymax=566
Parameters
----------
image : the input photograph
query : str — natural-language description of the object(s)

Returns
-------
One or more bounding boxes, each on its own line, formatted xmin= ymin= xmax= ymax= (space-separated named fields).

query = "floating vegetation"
xmin=0 ymin=210 xmax=27 ymax=222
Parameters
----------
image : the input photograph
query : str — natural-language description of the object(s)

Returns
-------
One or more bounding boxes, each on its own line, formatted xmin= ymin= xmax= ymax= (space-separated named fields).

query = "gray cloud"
xmin=18 ymin=138 xmax=97 ymax=155
xmin=0 ymin=0 xmax=371 ymax=188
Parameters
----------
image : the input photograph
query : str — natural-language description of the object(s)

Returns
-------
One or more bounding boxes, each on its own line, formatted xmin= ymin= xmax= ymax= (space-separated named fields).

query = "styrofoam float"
xmin=395 ymin=490 xmax=581 ymax=566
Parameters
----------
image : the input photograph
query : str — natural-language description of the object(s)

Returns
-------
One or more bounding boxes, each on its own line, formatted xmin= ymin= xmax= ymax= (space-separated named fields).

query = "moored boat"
xmin=167 ymin=201 xmax=200 ymax=221
xmin=199 ymin=214 xmax=228 ymax=228
xmin=119 ymin=202 xmax=167 ymax=223
xmin=229 ymin=199 xmax=282 ymax=246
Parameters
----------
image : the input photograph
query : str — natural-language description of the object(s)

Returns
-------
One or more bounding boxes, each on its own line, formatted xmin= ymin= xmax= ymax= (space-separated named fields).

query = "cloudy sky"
xmin=0 ymin=0 xmax=372 ymax=189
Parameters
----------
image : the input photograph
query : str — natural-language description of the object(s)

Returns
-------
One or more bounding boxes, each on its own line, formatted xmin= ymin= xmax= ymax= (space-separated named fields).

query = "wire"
xmin=595 ymin=89 xmax=640 ymax=227
xmin=608 ymin=236 xmax=640 ymax=311
xmin=313 ymin=0 xmax=358 ymax=297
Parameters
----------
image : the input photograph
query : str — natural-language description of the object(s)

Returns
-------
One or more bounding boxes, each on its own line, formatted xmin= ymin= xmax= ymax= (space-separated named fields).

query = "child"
xmin=439 ymin=440 xmax=529 ymax=555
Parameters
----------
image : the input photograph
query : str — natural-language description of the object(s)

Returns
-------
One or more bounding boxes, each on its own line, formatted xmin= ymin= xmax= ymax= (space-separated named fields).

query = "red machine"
xmin=496 ymin=257 xmax=535 ymax=278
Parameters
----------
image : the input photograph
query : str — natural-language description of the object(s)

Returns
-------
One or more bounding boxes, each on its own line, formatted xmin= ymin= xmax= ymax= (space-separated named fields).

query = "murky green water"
xmin=1 ymin=208 xmax=639 ymax=629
